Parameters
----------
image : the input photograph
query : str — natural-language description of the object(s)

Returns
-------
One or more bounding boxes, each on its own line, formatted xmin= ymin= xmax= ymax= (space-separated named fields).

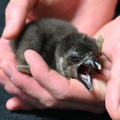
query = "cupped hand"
xmin=1 ymin=16 xmax=120 ymax=120
xmin=1 ymin=49 xmax=108 ymax=113
xmin=2 ymin=0 xmax=117 ymax=39
xmin=0 ymin=37 xmax=108 ymax=112
xmin=0 ymin=0 xmax=119 ymax=118
xmin=0 ymin=38 xmax=35 ymax=110
xmin=95 ymin=16 xmax=120 ymax=120
xmin=0 ymin=38 xmax=15 ymax=86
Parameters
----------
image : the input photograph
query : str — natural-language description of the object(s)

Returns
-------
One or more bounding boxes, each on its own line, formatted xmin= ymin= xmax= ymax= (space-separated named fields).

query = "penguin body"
xmin=11 ymin=18 xmax=103 ymax=91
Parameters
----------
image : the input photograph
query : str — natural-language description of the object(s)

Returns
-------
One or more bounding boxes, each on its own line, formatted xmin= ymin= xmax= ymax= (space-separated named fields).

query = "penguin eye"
xmin=68 ymin=54 xmax=79 ymax=62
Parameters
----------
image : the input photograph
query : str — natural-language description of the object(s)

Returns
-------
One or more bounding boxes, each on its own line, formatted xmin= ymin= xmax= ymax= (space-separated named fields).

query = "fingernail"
xmin=25 ymin=50 xmax=35 ymax=63
xmin=2 ymin=19 xmax=14 ymax=39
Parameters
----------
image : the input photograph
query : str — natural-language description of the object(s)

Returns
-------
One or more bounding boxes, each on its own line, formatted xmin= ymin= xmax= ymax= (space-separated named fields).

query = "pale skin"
xmin=0 ymin=0 xmax=120 ymax=119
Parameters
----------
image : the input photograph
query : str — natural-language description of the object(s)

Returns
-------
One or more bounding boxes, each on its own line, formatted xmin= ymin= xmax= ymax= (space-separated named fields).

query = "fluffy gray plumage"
xmin=11 ymin=18 xmax=103 ymax=91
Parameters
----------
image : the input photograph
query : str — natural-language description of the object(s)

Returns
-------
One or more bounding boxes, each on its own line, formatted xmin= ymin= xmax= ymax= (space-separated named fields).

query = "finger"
xmin=6 ymin=97 xmax=34 ymax=110
xmin=1 ymin=59 xmax=105 ymax=111
xmin=0 ymin=38 xmax=15 ymax=60
xmin=99 ymin=68 xmax=110 ymax=80
xmin=99 ymin=55 xmax=111 ymax=70
xmin=3 ymin=63 xmax=105 ymax=113
xmin=7 ymin=96 xmax=105 ymax=113
xmin=2 ymin=74 xmax=41 ymax=109
xmin=2 ymin=0 xmax=37 ymax=39
xmin=25 ymin=50 xmax=106 ymax=103
xmin=1 ymin=59 xmax=58 ymax=109
xmin=0 ymin=68 xmax=9 ymax=86
xmin=25 ymin=50 xmax=71 ymax=98
xmin=99 ymin=55 xmax=111 ymax=79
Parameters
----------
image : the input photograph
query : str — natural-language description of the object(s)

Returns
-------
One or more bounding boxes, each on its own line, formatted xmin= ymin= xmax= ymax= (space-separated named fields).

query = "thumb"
xmin=2 ymin=0 xmax=37 ymax=40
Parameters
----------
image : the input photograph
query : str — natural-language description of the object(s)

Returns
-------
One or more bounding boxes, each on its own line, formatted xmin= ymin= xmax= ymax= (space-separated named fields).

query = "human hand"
xmin=2 ymin=0 xmax=117 ymax=39
xmin=1 ymin=49 xmax=107 ymax=112
xmin=0 ymin=38 xmax=15 ymax=86
xmin=2 ymin=16 xmax=120 ymax=120
xmin=0 ymin=38 xmax=35 ymax=110
xmin=94 ymin=16 xmax=120 ymax=120
xmin=0 ymin=0 xmax=119 ymax=118
xmin=0 ymin=36 xmax=108 ymax=112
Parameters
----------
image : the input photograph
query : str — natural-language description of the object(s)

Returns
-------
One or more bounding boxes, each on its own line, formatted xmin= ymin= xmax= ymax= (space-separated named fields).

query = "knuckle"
xmin=13 ymin=82 xmax=25 ymax=91
xmin=4 ymin=84 xmax=12 ymax=93
xmin=4 ymin=84 xmax=18 ymax=96
xmin=55 ymin=94 xmax=66 ymax=100
xmin=54 ymin=91 xmax=70 ymax=100
xmin=11 ymin=80 xmax=26 ymax=92
xmin=40 ymin=99 xmax=57 ymax=108
xmin=10 ymin=76 xmax=28 ymax=92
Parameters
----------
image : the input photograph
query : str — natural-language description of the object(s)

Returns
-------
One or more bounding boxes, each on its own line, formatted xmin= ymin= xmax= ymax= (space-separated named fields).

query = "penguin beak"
xmin=77 ymin=56 xmax=101 ymax=91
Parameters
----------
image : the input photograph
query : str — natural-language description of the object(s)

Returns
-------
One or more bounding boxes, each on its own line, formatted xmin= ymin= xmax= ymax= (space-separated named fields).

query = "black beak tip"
xmin=87 ymin=85 xmax=93 ymax=91
xmin=80 ymin=77 xmax=93 ymax=91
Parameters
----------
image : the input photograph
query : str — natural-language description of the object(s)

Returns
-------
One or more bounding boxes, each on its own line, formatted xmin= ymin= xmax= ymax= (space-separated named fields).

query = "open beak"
xmin=78 ymin=56 xmax=101 ymax=91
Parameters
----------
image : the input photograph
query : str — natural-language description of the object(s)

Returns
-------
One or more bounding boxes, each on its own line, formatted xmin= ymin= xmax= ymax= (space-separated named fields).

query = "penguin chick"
xmin=11 ymin=18 xmax=103 ymax=91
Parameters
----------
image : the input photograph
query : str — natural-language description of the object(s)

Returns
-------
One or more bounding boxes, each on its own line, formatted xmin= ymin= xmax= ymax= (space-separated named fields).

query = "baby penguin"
xmin=11 ymin=18 xmax=103 ymax=91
